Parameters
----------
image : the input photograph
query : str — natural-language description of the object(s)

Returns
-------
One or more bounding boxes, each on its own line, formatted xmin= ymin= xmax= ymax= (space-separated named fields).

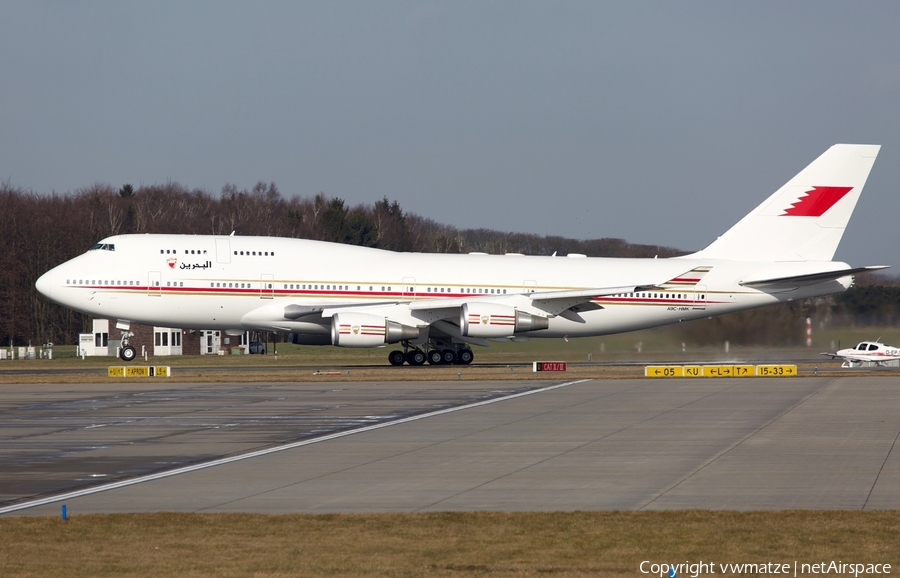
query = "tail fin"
xmin=691 ymin=144 xmax=880 ymax=262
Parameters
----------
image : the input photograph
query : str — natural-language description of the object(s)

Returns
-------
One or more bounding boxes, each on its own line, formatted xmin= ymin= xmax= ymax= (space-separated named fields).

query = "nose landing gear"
xmin=119 ymin=330 xmax=136 ymax=362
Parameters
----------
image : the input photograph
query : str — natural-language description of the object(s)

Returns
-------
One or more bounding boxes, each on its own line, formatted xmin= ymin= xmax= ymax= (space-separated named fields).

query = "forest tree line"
xmin=1 ymin=181 xmax=897 ymax=347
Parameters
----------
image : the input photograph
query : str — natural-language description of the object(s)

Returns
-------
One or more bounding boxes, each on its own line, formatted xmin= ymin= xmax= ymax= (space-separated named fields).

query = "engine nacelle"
xmin=460 ymin=303 xmax=549 ymax=338
xmin=331 ymin=312 xmax=420 ymax=347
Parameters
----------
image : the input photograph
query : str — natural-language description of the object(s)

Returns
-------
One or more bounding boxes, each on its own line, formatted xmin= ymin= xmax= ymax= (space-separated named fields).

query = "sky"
xmin=2 ymin=2 xmax=899 ymax=271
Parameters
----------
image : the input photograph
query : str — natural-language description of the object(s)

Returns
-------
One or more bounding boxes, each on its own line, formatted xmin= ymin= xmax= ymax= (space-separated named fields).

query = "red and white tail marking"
xmin=781 ymin=186 xmax=853 ymax=217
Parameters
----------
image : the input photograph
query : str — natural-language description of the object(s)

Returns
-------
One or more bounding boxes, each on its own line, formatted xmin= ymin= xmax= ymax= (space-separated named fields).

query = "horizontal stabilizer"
xmin=740 ymin=266 xmax=889 ymax=288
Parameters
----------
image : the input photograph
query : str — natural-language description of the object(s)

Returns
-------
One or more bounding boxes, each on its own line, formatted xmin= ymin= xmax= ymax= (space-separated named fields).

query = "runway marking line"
xmin=0 ymin=379 xmax=591 ymax=515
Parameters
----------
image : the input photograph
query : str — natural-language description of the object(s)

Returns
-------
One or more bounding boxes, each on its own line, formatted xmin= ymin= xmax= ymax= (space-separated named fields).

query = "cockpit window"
xmin=88 ymin=243 xmax=115 ymax=252
xmin=856 ymin=343 xmax=867 ymax=350
xmin=868 ymin=343 xmax=879 ymax=351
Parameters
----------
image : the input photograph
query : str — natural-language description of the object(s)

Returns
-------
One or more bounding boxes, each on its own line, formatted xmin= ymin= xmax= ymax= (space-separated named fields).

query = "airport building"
xmin=78 ymin=319 xmax=253 ymax=357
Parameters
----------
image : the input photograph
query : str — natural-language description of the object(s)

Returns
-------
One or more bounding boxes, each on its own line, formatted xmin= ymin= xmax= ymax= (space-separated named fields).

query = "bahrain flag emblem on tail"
xmin=781 ymin=186 xmax=853 ymax=217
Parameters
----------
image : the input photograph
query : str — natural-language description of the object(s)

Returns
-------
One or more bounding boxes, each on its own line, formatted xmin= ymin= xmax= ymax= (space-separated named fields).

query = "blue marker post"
xmin=61 ymin=504 xmax=67 ymax=521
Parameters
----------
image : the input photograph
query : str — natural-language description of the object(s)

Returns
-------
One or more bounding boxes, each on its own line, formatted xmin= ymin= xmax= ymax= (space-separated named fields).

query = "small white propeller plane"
xmin=822 ymin=341 xmax=900 ymax=368
xmin=36 ymin=144 xmax=888 ymax=365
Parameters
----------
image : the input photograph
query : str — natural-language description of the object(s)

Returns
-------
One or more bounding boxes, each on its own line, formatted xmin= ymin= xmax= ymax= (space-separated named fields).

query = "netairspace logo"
xmin=640 ymin=560 xmax=892 ymax=577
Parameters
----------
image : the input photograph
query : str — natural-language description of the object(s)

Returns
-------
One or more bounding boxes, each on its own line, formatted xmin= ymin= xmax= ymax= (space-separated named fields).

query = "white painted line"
xmin=0 ymin=379 xmax=591 ymax=514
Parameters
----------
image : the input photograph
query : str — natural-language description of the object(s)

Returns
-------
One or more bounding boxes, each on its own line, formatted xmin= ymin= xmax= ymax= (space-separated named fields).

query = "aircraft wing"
xmin=741 ymin=266 xmax=889 ymax=289
xmin=407 ymin=284 xmax=653 ymax=317
xmin=527 ymin=285 xmax=654 ymax=315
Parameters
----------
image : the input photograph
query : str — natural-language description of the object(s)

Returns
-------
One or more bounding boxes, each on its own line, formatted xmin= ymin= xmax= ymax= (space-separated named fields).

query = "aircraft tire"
xmin=427 ymin=349 xmax=444 ymax=365
xmin=120 ymin=345 xmax=137 ymax=362
xmin=407 ymin=350 xmax=426 ymax=366
xmin=388 ymin=350 xmax=406 ymax=366
xmin=457 ymin=349 xmax=474 ymax=365
xmin=441 ymin=349 xmax=456 ymax=364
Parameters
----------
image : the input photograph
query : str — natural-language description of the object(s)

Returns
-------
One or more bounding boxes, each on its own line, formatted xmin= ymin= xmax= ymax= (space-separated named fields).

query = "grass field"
xmin=1 ymin=511 xmax=898 ymax=577
xmin=3 ymin=325 xmax=900 ymax=384
xmin=6 ymin=324 xmax=900 ymax=369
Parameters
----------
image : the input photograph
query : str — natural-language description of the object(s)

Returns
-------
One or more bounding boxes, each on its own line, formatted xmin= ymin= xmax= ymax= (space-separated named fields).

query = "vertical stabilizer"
xmin=691 ymin=144 xmax=880 ymax=262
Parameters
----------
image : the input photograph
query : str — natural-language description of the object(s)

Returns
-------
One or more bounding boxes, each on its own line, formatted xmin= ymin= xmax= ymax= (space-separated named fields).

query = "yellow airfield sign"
xmin=645 ymin=364 xmax=797 ymax=378
xmin=702 ymin=365 xmax=733 ymax=377
xmin=108 ymin=366 xmax=171 ymax=377
xmin=755 ymin=364 xmax=797 ymax=377
xmin=733 ymin=365 xmax=754 ymax=377
xmin=644 ymin=366 xmax=683 ymax=377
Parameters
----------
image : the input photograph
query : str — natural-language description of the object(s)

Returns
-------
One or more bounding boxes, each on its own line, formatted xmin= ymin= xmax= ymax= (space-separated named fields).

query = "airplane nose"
xmin=35 ymin=270 xmax=54 ymax=300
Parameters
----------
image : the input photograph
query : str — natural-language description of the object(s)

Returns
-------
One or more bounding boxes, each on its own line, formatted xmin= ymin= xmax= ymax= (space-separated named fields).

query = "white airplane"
xmin=36 ymin=144 xmax=887 ymax=365
xmin=822 ymin=341 xmax=900 ymax=368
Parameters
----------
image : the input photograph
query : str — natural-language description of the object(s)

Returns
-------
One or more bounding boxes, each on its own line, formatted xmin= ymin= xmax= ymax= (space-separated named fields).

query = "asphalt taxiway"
xmin=2 ymin=375 xmax=899 ymax=515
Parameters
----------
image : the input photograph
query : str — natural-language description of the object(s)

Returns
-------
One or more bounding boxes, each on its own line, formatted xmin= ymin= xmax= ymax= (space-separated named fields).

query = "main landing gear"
xmin=388 ymin=342 xmax=474 ymax=366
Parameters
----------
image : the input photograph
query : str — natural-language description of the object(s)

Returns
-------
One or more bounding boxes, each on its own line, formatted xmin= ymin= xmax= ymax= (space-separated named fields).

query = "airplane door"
xmin=216 ymin=239 xmax=231 ymax=264
xmin=402 ymin=277 xmax=416 ymax=299
xmin=148 ymin=271 xmax=161 ymax=296
xmin=260 ymin=274 xmax=274 ymax=299
xmin=692 ymin=285 xmax=707 ymax=310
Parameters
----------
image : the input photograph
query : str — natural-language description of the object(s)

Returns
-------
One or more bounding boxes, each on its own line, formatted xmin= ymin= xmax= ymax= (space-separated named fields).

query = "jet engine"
xmin=460 ymin=303 xmax=549 ymax=338
xmin=331 ymin=312 xmax=420 ymax=347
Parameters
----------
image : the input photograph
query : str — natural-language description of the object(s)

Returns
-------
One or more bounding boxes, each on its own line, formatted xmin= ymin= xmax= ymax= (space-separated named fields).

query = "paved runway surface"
xmin=3 ymin=376 xmax=900 ymax=514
